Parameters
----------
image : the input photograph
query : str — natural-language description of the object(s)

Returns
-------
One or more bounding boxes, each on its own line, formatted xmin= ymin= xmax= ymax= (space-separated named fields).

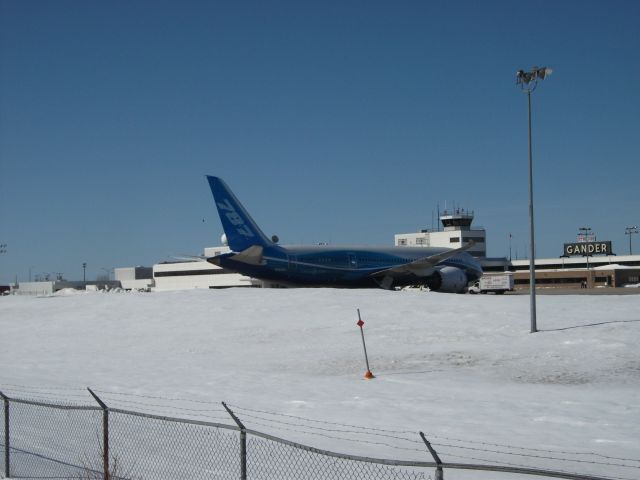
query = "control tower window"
xmin=441 ymin=218 xmax=473 ymax=228
xmin=462 ymin=237 xmax=485 ymax=243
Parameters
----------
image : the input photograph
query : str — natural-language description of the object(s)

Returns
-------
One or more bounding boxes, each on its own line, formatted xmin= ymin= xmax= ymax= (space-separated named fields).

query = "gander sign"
xmin=564 ymin=241 xmax=612 ymax=256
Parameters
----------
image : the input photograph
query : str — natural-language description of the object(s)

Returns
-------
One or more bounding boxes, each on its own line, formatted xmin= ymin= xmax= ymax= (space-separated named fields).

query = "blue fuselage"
xmin=211 ymin=244 xmax=483 ymax=288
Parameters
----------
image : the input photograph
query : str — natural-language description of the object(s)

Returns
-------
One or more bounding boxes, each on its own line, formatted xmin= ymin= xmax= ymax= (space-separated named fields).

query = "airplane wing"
xmin=371 ymin=241 xmax=475 ymax=278
xmin=172 ymin=254 xmax=207 ymax=261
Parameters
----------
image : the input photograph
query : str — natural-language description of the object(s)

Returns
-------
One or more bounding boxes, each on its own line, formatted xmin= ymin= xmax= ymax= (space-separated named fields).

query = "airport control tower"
xmin=394 ymin=208 xmax=487 ymax=258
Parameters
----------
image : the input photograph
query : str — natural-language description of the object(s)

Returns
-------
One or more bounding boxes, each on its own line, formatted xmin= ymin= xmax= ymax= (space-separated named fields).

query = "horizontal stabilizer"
xmin=232 ymin=245 xmax=265 ymax=265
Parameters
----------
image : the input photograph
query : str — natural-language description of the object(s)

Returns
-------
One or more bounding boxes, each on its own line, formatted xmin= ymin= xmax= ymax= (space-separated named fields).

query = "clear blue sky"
xmin=1 ymin=0 xmax=639 ymax=283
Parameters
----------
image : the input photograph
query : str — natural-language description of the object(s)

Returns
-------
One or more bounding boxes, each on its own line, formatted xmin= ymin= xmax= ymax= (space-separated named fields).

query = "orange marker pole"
xmin=357 ymin=309 xmax=375 ymax=379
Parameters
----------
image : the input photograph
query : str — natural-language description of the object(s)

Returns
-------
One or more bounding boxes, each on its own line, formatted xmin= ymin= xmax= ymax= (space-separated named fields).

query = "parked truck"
xmin=468 ymin=272 xmax=514 ymax=294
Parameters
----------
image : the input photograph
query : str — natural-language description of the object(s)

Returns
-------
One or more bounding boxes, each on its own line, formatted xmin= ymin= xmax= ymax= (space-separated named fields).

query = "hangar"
xmin=114 ymin=246 xmax=257 ymax=291
xmin=153 ymin=260 xmax=256 ymax=291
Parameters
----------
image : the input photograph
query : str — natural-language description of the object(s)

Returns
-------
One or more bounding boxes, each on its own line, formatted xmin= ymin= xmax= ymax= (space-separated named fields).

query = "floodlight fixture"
xmin=537 ymin=66 xmax=552 ymax=79
xmin=516 ymin=65 xmax=552 ymax=92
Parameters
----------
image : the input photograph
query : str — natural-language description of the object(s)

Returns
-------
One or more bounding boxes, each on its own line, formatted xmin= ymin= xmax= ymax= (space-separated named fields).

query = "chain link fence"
xmin=245 ymin=433 xmax=431 ymax=480
xmin=108 ymin=410 xmax=241 ymax=479
xmin=0 ymin=391 xmax=618 ymax=480
xmin=1 ymin=398 xmax=102 ymax=478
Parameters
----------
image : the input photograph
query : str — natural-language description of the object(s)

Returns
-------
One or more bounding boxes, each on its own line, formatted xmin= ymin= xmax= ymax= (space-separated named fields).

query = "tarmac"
xmin=509 ymin=287 xmax=640 ymax=295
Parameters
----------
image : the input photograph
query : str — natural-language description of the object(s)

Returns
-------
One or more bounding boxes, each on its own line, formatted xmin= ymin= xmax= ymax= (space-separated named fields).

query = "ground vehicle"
xmin=468 ymin=272 xmax=514 ymax=294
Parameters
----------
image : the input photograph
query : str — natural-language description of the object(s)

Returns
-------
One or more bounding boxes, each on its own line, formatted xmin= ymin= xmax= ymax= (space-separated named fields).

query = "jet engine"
xmin=429 ymin=266 xmax=469 ymax=293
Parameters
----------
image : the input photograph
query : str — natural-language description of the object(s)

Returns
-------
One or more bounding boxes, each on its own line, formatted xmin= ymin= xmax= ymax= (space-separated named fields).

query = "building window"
xmin=398 ymin=239 xmax=407 ymax=246
xmin=450 ymin=237 xmax=460 ymax=243
xmin=154 ymin=269 xmax=230 ymax=277
xmin=416 ymin=238 xmax=425 ymax=245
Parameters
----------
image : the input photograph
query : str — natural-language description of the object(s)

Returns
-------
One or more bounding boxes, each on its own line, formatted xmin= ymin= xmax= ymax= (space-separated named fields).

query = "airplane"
xmin=205 ymin=176 xmax=483 ymax=292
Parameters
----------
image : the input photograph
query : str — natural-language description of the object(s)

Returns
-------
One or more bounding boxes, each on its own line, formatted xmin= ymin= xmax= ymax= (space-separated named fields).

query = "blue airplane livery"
xmin=206 ymin=176 xmax=483 ymax=292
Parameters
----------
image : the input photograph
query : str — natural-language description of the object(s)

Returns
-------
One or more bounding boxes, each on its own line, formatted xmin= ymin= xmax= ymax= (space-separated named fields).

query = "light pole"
xmin=516 ymin=66 xmax=552 ymax=334
xmin=101 ymin=267 xmax=113 ymax=281
xmin=625 ymin=226 xmax=638 ymax=255
xmin=82 ymin=262 xmax=87 ymax=282
xmin=579 ymin=227 xmax=592 ymax=287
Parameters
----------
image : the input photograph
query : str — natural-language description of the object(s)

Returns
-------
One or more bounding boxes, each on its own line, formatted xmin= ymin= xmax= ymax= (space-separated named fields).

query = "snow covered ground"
xmin=1 ymin=288 xmax=639 ymax=479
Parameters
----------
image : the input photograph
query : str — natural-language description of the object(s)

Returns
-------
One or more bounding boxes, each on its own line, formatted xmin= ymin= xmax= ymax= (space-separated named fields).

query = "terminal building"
xmin=509 ymin=256 xmax=640 ymax=289
xmin=396 ymin=209 xmax=640 ymax=290
xmin=395 ymin=208 xmax=487 ymax=257
xmin=13 ymin=280 xmax=121 ymax=296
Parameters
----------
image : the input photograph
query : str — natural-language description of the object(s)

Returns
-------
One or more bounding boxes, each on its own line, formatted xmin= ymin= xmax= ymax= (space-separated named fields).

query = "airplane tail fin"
xmin=206 ymin=176 xmax=273 ymax=252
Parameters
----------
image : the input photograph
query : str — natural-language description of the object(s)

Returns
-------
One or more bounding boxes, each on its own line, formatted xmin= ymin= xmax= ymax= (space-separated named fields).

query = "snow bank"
xmin=54 ymin=288 xmax=87 ymax=296
xmin=1 ymin=289 xmax=639 ymax=479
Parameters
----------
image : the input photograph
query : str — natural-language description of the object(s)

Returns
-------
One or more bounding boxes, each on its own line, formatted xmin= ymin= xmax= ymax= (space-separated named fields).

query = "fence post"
xmin=222 ymin=402 xmax=247 ymax=480
xmin=420 ymin=432 xmax=443 ymax=480
xmin=88 ymin=388 xmax=110 ymax=480
xmin=0 ymin=391 xmax=9 ymax=478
